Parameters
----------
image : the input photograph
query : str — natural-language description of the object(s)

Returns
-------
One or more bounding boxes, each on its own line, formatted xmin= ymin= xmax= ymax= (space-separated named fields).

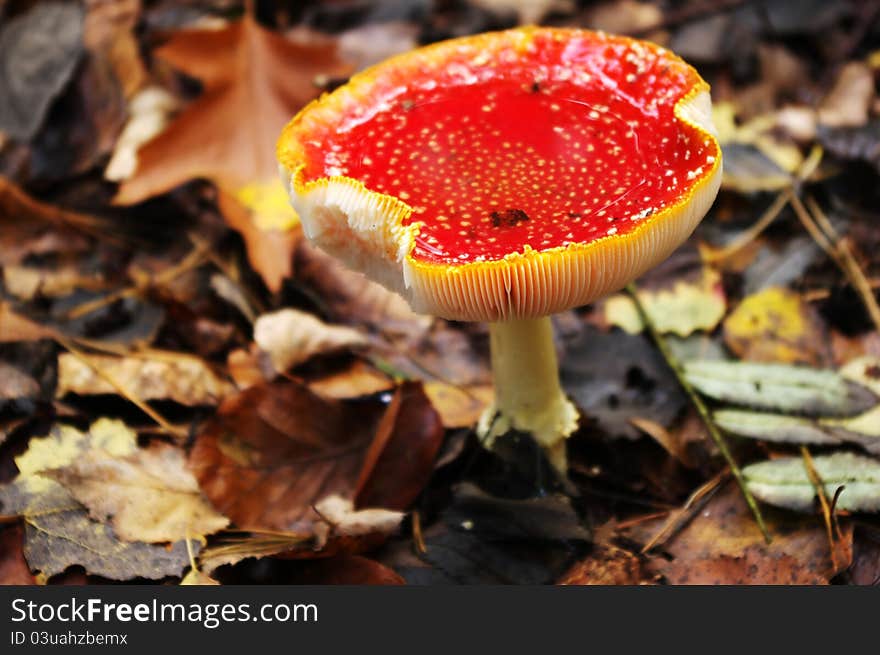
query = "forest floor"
xmin=2 ymin=0 xmax=880 ymax=585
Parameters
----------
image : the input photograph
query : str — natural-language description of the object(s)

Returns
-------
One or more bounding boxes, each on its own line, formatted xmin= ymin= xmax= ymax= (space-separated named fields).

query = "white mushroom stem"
xmin=477 ymin=316 xmax=579 ymax=472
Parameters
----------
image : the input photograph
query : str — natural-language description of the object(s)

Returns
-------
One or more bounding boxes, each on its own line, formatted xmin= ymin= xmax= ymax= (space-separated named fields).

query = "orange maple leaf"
xmin=115 ymin=16 xmax=351 ymax=291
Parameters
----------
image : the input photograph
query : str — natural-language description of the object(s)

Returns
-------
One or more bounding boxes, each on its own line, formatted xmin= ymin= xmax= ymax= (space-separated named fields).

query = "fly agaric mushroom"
xmin=277 ymin=27 xmax=722 ymax=470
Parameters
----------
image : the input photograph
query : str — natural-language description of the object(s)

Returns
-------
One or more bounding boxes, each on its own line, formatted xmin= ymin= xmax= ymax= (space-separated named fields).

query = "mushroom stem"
xmin=478 ymin=316 xmax=579 ymax=471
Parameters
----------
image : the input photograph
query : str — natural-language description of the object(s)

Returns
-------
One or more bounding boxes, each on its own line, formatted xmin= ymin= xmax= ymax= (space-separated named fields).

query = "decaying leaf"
xmin=604 ymin=266 xmax=726 ymax=337
xmin=104 ymin=86 xmax=179 ymax=181
xmin=189 ymin=380 xmax=442 ymax=540
xmin=45 ymin=441 xmax=229 ymax=543
xmin=0 ymin=525 xmax=36 ymax=585
xmin=24 ymin=509 xmax=195 ymax=580
xmin=57 ymin=352 xmax=233 ymax=405
xmin=0 ymin=419 xmax=198 ymax=580
xmin=557 ymin=545 xmax=643 ymax=585
xmin=115 ymin=17 xmax=351 ymax=291
xmin=723 ymin=287 xmax=831 ymax=365
xmin=818 ymin=61 xmax=874 ymax=128
xmin=561 ymin=325 xmax=686 ymax=439
xmin=684 ymin=359 xmax=876 ymax=416
xmin=0 ymin=2 xmax=85 ymax=140
xmin=744 ymin=452 xmax=880 ymax=512
xmin=624 ymin=483 xmax=853 ymax=583
xmin=254 ymin=307 xmax=368 ymax=374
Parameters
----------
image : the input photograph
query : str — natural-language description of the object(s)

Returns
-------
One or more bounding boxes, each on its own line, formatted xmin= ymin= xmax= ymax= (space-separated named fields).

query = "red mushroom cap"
xmin=278 ymin=27 xmax=722 ymax=321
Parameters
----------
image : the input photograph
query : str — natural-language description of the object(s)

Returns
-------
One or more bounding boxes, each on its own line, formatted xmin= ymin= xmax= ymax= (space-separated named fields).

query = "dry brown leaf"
xmin=0 ymin=304 xmax=55 ymax=343
xmin=45 ymin=442 xmax=229 ymax=543
xmin=189 ymin=380 xmax=443 ymax=543
xmin=115 ymin=17 xmax=351 ymax=291
xmin=423 ymin=382 xmax=493 ymax=429
xmin=57 ymin=352 xmax=233 ymax=405
xmin=557 ymin=545 xmax=643 ymax=585
xmin=819 ymin=62 xmax=875 ymax=128
xmin=624 ymin=483 xmax=854 ymax=584
xmin=254 ymin=308 xmax=368 ymax=373
xmin=306 ymin=360 xmax=395 ymax=399
xmin=83 ymin=0 xmax=147 ymax=99
xmin=0 ymin=525 xmax=36 ymax=585
xmin=295 ymin=240 xmax=432 ymax=337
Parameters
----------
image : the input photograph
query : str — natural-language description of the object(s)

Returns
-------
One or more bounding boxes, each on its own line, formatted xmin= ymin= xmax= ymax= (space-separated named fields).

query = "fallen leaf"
xmin=104 ymin=86 xmax=179 ymax=181
xmin=116 ymin=17 xmax=351 ymax=291
xmin=294 ymin=240 xmax=432 ymax=337
xmin=818 ymin=119 xmax=880 ymax=175
xmin=189 ymin=380 xmax=442 ymax=537
xmin=180 ymin=568 xmax=220 ymax=585
xmin=285 ymin=555 xmax=405 ymax=585
xmin=604 ymin=265 xmax=726 ymax=337
xmin=744 ymin=452 xmax=880 ymax=512
xmin=470 ymin=0 xmax=575 ymax=24
xmin=306 ymin=359 xmax=395 ymax=399
xmin=585 ymin=0 xmax=662 ymax=34
xmin=0 ymin=525 xmax=36 ymax=585
xmin=0 ymin=304 xmax=56 ymax=342
xmin=819 ymin=62 xmax=874 ymax=128
xmin=24 ymin=509 xmax=195 ymax=580
xmin=57 ymin=352 xmax=233 ymax=405
xmin=723 ymin=286 xmax=831 ymax=365
xmin=557 ymin=546 xmax=643 ymax=585
xmin=46 ymin=441 xmax=229 ymax=543
xmin=0 ymin=419 xmax=197 ymax=580
xmin=0 ymin=2 xmax=85 ymax=140
xmin=423 ymin=382 xmax=494 ymax=429
xmin=83 ymin=0 xmax=147 ymax=99
xmin=624 ymin=482 xmax=853 ymax=583
xmin=561 ymin=325 xmax=686 ymax=440
xmin=0 ymin=362 xmax=40 ymax=402
xmin=254 ymin=307 xmax=368 ymax=374
xmin=684 ymin=360 xmax=876 ymax=416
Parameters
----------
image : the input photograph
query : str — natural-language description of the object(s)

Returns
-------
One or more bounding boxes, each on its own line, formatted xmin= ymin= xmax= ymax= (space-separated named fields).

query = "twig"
xmin=64 ymin=244 xmax=209 ymax=320
xmin=626 ymin=282 xmax=772 ymax=543
xmin=53 ymin=333 xmax=185 ymax=439
xmin=705 ymin=188 xmax=792 ymax=263
xmin=800 ymin=446 xmax=844 ymax=573
xmin=791 ymin=194 xmax=880 ymax=332
xmin=411 ymin=510 xmax=427 ymax=555
xmin=641 ymin=469 xmax=728 ymax=553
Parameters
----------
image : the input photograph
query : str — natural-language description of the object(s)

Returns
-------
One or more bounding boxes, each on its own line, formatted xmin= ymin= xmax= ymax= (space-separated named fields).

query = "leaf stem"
xmin=625 ymin=282 xmax=772 ymax=543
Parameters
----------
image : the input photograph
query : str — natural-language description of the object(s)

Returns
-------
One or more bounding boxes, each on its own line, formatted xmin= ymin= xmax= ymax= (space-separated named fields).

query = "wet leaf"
xmin=189 ymin=380 xmax=442 ymax=536
xmin=115 ymin=17 xmax=351 ymax=291
xmin=254 ymin=308 xmax=367 ymax=374
xmin=744 ymin=452 xmax=880 ymax=512
xmin=684 ymin=359 xmax=876 ymax=416
xmin=45 ymin=442 xmax=229 ymax=543
xmin=723 ymin=287 xmax=831 ymax=365
xmin=56 ymin=352 xmax=233 ymax=405
xmin=0 ymin=2 xmax=85 ymax=140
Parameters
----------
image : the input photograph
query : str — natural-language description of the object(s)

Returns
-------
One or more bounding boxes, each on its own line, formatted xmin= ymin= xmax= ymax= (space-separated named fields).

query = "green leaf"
xmin=743 ymin=452 xmax=880 ymax=512
xmin=715 ymin=408 xmax=880 ymax=455
xmin=684 ymin=360 xmax=876 ymax=416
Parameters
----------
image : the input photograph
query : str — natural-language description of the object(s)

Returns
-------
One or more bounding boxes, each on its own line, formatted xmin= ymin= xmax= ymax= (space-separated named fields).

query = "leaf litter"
xmin=2 ymin=0 xmax=880 ymax=586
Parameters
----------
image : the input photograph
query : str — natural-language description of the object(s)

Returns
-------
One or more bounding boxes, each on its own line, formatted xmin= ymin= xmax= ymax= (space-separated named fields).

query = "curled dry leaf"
xmin=115 ymin=17 xmax=351 ymax=291
xmin=254 ymin=307 xmax=368 ymax=374
xmin=189 ymin=379 xmax=442 ymax=545
xmin=57 ymin=352 xmax=233 ymax=406
xmin=45 ymin=442 xmax=229 ymax=543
